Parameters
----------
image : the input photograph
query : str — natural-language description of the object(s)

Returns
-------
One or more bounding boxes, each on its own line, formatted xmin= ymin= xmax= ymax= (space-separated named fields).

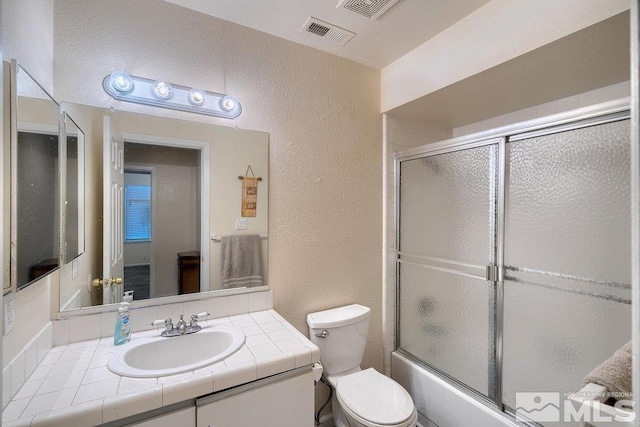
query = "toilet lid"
xmin=336 ymin=368 xmax=414 ymax=426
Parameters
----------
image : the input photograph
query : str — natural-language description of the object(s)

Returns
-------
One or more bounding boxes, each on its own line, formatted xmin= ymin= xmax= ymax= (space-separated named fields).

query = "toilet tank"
xmin=307 ymin=304 xmax=370 ymax=375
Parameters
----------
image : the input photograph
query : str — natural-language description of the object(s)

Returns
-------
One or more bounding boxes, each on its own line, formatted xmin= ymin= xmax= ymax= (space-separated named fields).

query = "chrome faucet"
xmin=151 ymin=312 xmax=209 ymax=337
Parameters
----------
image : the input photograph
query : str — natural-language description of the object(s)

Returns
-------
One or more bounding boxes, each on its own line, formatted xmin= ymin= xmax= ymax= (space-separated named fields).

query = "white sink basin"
xmin=107 ymin=326 xmax=245 ymax=378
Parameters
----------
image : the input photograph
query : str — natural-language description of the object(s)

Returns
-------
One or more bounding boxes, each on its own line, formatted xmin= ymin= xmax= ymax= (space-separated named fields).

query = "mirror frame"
xmin=55 ymin=104 xmax=269 ymax=316
xmin=10 ymin=60 xmax=62 ymax=292
xmin=61 ymin=112 xmax=85 ymax=265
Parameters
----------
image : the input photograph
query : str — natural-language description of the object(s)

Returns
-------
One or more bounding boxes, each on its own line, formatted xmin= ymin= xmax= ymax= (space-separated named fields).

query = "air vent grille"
xmin=307 ymin=22 xmax=331 ymax=37
xmin=337 ymin=0 xmax=401 ymax=20
xmin=300 ymin=17 xmax=356 ymax=46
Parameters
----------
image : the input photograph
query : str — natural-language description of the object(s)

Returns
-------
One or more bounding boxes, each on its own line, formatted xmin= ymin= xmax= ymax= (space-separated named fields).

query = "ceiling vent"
xmin=337 ymin=0 xmax=401 ymax=20
xmin=300 ymin=17 xmax=356 ymax=46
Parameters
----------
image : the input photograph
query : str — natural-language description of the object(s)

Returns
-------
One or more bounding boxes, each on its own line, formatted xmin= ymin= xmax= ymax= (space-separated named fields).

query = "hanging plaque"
xmin=238 ymin=165 xmax=261 ymax=217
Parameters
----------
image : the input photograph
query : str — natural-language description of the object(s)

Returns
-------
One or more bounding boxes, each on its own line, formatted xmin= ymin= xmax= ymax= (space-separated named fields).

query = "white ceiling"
xmin=163 ymin=0 xmax=493 ymax=69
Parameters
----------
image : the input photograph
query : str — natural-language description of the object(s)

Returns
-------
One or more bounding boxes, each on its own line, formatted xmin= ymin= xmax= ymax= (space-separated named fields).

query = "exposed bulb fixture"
xmin=189 ymin=89 xmax=206 ymax=106
xmin=109 ymin=72 xmax=134 ymax=93
xmin=102 ymin=72 xmax=242 ymax=119
xmin=220 ymin=96 xmax=237 ymax=112
xmin=152 ymin=81 xmax=173 ymax=99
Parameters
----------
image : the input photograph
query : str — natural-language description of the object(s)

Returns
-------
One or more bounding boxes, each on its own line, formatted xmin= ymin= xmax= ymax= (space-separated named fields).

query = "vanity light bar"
xmin=102 ymin=72 xmax=242 ymax=119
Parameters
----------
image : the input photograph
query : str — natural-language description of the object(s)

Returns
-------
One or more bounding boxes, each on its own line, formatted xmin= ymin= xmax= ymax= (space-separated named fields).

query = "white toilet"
xmin=307 ymin=304 xmax=417 ymax=427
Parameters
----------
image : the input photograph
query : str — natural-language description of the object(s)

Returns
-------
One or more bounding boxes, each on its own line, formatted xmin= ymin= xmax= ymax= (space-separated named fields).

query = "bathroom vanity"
xmin=2 ymin=309 xmax=318 ymax=426
xmin=127 ymin=368 xmax=314 ymax=427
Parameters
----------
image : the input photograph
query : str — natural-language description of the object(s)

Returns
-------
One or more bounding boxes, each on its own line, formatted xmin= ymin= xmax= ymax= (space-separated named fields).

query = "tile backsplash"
xmin=3 ymin=291 xmax=273 ymax=408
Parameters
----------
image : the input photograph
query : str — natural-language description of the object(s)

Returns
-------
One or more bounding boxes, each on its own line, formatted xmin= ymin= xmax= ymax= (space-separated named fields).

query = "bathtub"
xmin=391 ymin=352 xmax=518 ymax=427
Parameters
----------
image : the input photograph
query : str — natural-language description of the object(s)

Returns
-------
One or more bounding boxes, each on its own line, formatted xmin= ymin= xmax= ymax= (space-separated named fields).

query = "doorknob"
xmin=91 ymin=277 xmax=123 ymax=287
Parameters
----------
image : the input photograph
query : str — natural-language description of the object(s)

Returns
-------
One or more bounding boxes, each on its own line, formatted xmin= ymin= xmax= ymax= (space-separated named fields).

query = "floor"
xmin=124 ymin=265 xmax=150 ymax=300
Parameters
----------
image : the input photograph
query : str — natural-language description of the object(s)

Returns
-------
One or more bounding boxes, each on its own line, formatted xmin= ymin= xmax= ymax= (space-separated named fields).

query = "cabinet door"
xmin=197 ymin=371 xmax=314 ymax=427
xmin=128 ymin=406 xmax=196 ymax=427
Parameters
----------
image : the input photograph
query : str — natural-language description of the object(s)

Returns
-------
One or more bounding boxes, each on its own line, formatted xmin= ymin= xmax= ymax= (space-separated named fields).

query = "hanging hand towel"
xmin=220 ymin=234 xmax=264 ymax=289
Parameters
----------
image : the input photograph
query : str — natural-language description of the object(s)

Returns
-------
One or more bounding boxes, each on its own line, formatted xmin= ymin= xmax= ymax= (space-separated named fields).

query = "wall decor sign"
xmin=238 ymin=165 xmax=262 ymax=217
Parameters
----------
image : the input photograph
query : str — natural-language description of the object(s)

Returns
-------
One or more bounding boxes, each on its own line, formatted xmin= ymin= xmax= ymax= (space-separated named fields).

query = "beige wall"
xmin=124 ymin=242 xmax=150 ymax=266
xmin=381 ymin=0 xmax=628 ymax=112
xmin=52 ymin=0 xmax=383 ymax=372
xmin=209 ymin=130 xmax=268 ymax=290
xmin=452 ymin=80 xmax=630 ymax=137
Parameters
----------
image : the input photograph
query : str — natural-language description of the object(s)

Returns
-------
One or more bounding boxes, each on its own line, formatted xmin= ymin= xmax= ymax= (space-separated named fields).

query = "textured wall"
xmin=1 ymin=0 xmax=54 ymax=93
xmin=53 ymin=0 xmax=383 ymax=371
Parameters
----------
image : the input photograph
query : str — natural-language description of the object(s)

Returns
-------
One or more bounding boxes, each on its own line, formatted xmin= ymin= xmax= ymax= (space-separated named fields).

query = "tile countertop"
xmin=3 ymin=310 xmax=319 ymax=427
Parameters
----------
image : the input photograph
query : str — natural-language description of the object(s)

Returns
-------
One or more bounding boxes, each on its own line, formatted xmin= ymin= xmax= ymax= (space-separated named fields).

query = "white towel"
xmin=220 ymin=234 xmax=264 ymax=289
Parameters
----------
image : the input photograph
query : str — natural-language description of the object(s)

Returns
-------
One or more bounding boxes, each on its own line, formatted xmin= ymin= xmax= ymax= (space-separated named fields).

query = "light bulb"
xmin=152 ymin=81 xmax=173 ymax=99
xmin=220 ymin=96 xmax=237 ymax=112
xmin=189 ymin=89 xmax=206 ymax=106
xmin=110 ymin=72 xmax=134 ymax=93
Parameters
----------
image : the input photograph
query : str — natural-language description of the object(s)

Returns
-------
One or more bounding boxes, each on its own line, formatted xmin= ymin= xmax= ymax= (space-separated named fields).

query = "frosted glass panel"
xmin=398 ymin=263 xmax=491 ymax=396
xmin=399 ymin=145 xmax=497 ymax=266
xmin=503 ymin=119 xmax=632 ymax=422
xmin=398 ymin=144 xmax=498 ymax=398
xmin=505 ymin=120 xmax=630 ymax=283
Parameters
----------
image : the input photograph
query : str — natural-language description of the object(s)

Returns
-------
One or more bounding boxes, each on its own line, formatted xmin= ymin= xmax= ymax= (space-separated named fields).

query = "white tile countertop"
xmin=2 ymin=310 xmax=319 ymax=426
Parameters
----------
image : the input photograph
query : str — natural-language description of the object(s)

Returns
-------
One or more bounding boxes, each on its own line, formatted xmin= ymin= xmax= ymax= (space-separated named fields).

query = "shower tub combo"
xmin=392 ymin=99 xmax=633 ymax=427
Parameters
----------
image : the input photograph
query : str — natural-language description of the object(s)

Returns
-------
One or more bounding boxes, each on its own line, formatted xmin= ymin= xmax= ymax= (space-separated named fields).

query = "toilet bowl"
xmin=307 ymin=305 xmax=417 ymax=427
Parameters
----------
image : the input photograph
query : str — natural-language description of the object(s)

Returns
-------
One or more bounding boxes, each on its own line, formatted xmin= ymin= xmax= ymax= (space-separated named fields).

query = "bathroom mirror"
xmin=62 ymin=112 xmax=85 ymax=263
xmin=58 ymin=103 xmax=269 ymax=311
xmin=11 ymin=62 xmax=61 ymax=290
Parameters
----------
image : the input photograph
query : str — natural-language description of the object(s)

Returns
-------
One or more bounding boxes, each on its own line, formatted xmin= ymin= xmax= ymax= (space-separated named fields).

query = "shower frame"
xmin=393 ymin=97 xmax=631 ymax=420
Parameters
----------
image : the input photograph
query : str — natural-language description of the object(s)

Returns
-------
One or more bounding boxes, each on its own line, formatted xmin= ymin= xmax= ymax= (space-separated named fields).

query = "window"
xmin=124 ymin=172 xmax=151 ymax=242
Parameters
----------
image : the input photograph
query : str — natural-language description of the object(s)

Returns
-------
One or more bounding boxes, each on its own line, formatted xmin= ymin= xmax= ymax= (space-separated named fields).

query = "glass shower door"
xmin=502 ymin=119 xmax=632 ymax=423
xmin=397 ymin=142 xmax=499 ymax=399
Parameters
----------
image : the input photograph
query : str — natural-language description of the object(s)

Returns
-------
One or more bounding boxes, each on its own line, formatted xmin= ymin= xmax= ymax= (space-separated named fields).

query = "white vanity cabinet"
xmin=128 ymin=406 xmax=196 ymax=426
xmin=196 ymin=369 xmax=315 ymax=427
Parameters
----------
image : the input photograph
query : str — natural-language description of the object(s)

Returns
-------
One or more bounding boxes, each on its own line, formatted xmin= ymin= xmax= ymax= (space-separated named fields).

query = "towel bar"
xmin=210 ymin=233 xmax=268 ymax=242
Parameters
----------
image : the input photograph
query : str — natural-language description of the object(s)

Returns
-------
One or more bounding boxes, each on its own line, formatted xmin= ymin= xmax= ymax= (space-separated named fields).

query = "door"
xmin=501 ymin=118 xmax=632 ymax=423
xmin=396 ymin=141 xmax=500 ymax=400
xmin=103 ymin=115 xmax=124 ymax=304
xmin=196 ymin=371 xmax=314 ymax=427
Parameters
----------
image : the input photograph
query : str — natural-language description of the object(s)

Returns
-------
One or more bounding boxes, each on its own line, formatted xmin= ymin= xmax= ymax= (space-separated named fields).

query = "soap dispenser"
xmin=114 ymin=300 xmax=131 ymax=345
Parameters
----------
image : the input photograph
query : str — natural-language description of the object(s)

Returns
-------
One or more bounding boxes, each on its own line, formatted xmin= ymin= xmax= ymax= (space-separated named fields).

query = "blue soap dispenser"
xmin=114 ymin=300 xmax=131 ymax=345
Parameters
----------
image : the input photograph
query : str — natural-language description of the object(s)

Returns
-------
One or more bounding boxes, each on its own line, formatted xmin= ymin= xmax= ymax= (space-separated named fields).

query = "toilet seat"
xmin=336 ymin=368 xmax=416 ymax=427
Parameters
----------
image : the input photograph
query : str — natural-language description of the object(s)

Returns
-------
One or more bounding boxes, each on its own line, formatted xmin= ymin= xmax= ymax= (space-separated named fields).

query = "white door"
xmin=103 ymin=116 xmax=124 ymax=304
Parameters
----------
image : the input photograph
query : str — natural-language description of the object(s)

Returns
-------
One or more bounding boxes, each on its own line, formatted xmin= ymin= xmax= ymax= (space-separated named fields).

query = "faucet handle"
xmin=190 ymin=314 xmax=199 ymax=328
xmin=151 ymin=318 xmax=173 ymax=332
xmin=190 ymin=312 xmax=209 ymax=328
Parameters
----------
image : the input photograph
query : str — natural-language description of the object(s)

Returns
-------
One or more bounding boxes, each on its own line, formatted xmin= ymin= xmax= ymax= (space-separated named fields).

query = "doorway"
xmin=123 ymin=169 xmax=153 ymax=299
xmin=122 ymin=141 xmax=202 ymax=300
